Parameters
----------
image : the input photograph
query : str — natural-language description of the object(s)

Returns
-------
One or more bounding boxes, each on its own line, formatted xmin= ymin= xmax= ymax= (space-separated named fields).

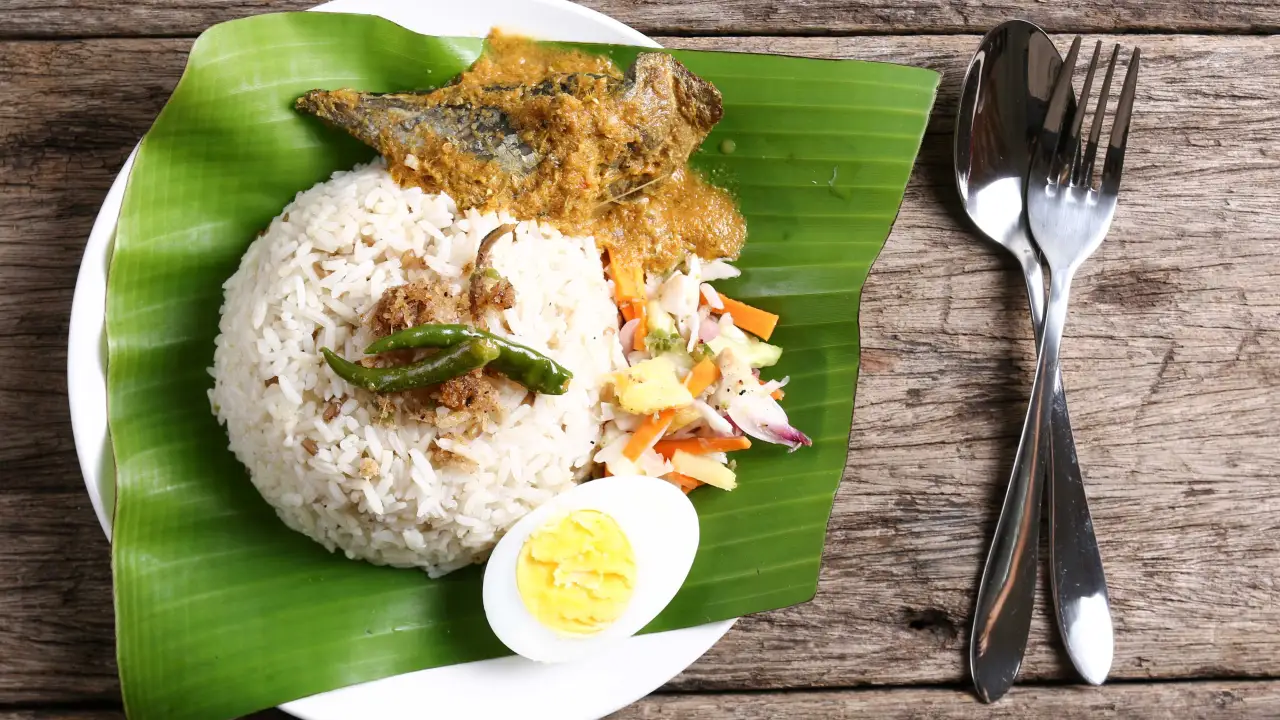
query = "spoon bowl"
xmin=955 ymin=19 xmax=1063 ymax=257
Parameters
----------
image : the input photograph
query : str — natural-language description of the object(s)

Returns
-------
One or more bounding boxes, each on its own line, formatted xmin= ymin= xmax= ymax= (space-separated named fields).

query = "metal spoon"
xmin=954 ymin=20 xmax=1113 ymax=701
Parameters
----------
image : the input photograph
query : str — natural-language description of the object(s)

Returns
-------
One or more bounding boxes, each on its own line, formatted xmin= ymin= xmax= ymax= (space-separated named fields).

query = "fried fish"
xmin=295 ymin=51 xmax=723 ymax=213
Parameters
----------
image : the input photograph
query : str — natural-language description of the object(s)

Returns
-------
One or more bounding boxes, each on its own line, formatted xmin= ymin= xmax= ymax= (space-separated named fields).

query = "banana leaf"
xmin=107 ymin=12 xmax=937 ymax=719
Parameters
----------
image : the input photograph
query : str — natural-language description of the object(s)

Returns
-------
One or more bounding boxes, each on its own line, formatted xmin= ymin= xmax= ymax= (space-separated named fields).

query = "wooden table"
xmin=3 ymin=1 xmax=1278 ymax=717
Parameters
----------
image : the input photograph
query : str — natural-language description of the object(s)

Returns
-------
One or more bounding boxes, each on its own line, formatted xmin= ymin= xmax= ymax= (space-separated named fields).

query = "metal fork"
xmin=970 ymin=37 xmax=1139 ymax=701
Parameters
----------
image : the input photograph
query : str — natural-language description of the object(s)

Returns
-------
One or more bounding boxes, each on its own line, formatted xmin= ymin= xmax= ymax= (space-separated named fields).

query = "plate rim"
xmin=64 ymin=0 xmax=735 ymax=718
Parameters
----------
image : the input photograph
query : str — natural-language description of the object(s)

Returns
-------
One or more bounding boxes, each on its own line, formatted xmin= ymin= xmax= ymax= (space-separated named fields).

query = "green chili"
xmin=322 ymin=338 xmax=500 ymax=393
xmin=363 ymin=323 xmax=573 ymax=395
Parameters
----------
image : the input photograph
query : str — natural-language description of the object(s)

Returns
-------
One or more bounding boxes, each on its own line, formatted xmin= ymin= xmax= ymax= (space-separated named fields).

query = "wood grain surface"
xmin=3 ymin=680 xmax=1280 ymax=719
xmin=1 ymin=0 xmax=1277 ymax=38
xmin=613 ymin=681 xmax=1280 ymax=719
xmin=1 ymin=10 xmax=1278 ymax=720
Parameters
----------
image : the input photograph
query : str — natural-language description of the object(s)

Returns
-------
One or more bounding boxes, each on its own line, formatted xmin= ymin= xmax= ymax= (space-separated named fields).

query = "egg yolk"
xmin=515 ymin=509 xmax=637 ymax=636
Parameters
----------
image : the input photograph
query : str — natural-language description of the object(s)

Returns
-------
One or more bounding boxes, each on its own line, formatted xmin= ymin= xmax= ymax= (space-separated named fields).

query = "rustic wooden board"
xmin=1 ymin=30 xmax=1278 ymax=709
xmin=1 ymin=0 xmax=1276 ymax=38
xmin=612 ymin=682 xmax=1280 ymax=718
xmin=0 ymin=38 xmax=188 ymax=704
xmin=6 ymin=680 xmax=1280 ymax=719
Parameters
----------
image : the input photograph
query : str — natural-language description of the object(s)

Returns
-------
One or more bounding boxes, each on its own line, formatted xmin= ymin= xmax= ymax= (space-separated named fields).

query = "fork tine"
xmin=1066 ymin=42 xmax=1103 ymax=186
xmin=1045 ymin=37 xmax=1082 ymax=134
xmin=1079 ymin=45 xmax=1120 ymax=187
xmin=1100 ymin=48 xmax=1141 ymax=196
xmin=1034 ymin=36 xmax=1082 ymax=182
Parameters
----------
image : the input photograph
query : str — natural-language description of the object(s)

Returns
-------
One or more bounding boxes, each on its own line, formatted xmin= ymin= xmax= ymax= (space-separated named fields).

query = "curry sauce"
xmin=297 ymin=33 xmax=746 ymax=272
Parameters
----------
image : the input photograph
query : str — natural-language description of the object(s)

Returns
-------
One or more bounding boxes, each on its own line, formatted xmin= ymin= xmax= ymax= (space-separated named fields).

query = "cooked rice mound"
xmin=209 ymin=161 xmax=624 ymax=577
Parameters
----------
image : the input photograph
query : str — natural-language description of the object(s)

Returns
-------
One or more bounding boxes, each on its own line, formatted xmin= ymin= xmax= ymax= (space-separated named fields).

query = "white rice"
xmin=209 ymin=161 xmax=624 ymax=576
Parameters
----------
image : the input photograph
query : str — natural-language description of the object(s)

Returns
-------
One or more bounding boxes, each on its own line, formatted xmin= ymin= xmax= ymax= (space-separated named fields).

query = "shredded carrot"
xmin=609 ymin=253 xmax=641 ymax=304
xmin=632 ymin=301 xmax=648 ymax=351
xmin=654 ymin=437 xmax=751 ymax=458
xmin=702 ymin=291 xmax=779 ymax=341
xmin=623 ymin=409 xmax=675 ymax=460
xmin=621 ymin=360 xmax=722 ymax=461
xmin=667 ymin=472 xmax=703 ymax=494
xmin=684 ymin=358 xmax=720 ymax=396
xmin=609 ymin=254 xmax=648 ymax=348
xmin=771 ymin=388 xmax=785 ymax=400
xmin=718 ymin=296 xmax=779 ymax=340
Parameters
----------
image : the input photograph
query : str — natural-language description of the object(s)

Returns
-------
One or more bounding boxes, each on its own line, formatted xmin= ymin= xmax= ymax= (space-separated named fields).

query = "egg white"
xmin=482 ymin=475 xmax=700 ymax=663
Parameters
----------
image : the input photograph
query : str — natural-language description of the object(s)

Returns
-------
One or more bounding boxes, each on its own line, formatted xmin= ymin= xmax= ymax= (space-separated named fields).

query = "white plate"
xmin=65 ymin=1 xmax=735 ymax=718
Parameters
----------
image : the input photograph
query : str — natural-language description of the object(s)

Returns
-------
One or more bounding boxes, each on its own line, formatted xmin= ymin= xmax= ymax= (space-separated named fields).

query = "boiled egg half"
xmin=482 ymin=475 xmax=700 ymax=663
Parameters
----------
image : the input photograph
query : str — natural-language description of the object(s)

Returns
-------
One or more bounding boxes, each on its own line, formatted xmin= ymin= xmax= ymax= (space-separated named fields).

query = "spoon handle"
xmin=971 ymin=267 xmax=1071 ymax=702
xmin=970 ymin=254 xmax=1049 ymax=702
xmin=1022 ymin=253 xmax=1114 ymax=687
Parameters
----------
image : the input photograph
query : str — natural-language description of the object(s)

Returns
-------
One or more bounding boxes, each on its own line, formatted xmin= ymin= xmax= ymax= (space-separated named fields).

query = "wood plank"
xmin=0 ymin=710 xmax=254 ymax=719
xmin=0 ymin=495 xmax=117 ymax=702
xmin=4 ymin=679 xmax=1280 ymax=718
xmin=1 ymin=32 xmax=1278 ymax=703
xmin=0 ymin=39 xmax=188 ymax=499
xmin=611 ymin=682 xmax=1280 ymax=719
xmin=1 ymin=0 xmax=1276 ymax=39
xmin=0 ymin=38 xmax=184 ymax=703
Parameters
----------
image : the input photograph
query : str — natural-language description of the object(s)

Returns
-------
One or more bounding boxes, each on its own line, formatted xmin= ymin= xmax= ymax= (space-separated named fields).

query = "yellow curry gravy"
xmin=388 ymin=33 xmax=746 ymax=273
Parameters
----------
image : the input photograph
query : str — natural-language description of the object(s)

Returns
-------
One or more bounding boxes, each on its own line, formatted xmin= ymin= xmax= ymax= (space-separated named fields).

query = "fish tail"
xmin=295 ymin=89 xmax=386 ymax=149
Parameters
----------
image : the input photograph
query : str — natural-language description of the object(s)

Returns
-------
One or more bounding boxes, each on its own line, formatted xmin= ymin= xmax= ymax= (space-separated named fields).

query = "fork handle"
xmin=971 ymin=270 xmax=1071 ymax=703
xmin=1048 ymin=380 xmax=1114 ymax=685
xmin=1021 ymin=259 xmax=1115 ymax=687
